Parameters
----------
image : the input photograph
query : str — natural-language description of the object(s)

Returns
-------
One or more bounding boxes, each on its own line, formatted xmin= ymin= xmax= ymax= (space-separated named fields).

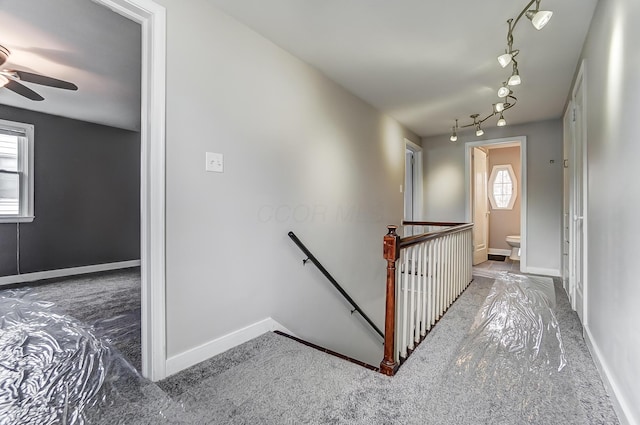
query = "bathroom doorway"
xmin=465 ymin=137 xmax=527 ymax=272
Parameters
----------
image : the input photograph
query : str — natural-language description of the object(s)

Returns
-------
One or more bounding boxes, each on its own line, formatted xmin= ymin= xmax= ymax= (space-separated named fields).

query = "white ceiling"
xmin=0 ymin=0 xmax=141 ymax=131
xmin=207 ymin=0 xmax=597 ymax=137
xmin=0 ymin=1 xmax=596 ymax=137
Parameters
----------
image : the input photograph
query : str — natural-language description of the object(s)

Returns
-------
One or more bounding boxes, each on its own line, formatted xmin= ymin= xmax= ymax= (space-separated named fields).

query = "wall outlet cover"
xmin=206 ymin=152 xmax=223 ymax=173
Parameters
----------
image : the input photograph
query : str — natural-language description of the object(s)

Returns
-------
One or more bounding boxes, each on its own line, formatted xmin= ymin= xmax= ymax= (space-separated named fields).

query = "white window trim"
xmin=488 ymin=164 xmax=517 ymax=210
xmin=0 ymin=119 xmax=34 ymax=223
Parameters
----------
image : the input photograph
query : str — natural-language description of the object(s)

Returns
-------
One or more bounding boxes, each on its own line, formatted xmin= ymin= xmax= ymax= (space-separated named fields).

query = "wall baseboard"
xmin=488 ymin=248 xmax=511 ymax=256
xmin=165 ymin=317 xmax=293 ymax=377
xmin=0 ymin=260 xmax=141 ymax=286
xmin=584 ymin=326 xmax=636 ymax=425
xmin=523 ymin=266 xmax=561 ymax=277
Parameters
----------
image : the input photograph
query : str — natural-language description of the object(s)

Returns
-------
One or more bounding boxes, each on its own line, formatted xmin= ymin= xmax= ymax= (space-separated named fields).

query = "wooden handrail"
xmin=288 ymin=231 xmax=384 ymax=339
xmin=399 ymin=223 xmax=474 ymax=249
xmin=402 ymin=220 xmax=466 ymax=227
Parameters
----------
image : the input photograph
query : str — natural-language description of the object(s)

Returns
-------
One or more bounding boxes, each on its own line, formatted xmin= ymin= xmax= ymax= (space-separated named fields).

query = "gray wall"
xmin=421 ymin=119 xmax=563 ymax=274
xmin=156 ymin=0 xmax=420 ymax=366
xmin=570 ymin=0 xmax=640 ymax=423
xmin=0 ymin=105 xmax=140 ymax=276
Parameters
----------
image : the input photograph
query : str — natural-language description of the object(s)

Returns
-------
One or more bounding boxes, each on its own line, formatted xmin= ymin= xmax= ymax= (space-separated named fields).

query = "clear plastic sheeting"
xmin=457 ymin=272 xmax=566 ymax=375
xmin=0 ymin=289 xmax=136 ymax=425
xmin=427 ymin=272 xmax=582 ymax=424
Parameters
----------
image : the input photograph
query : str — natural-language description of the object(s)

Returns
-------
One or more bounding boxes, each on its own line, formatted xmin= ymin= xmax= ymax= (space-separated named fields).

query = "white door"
xmin=562 ymin=103 xmax=572 ymax=295
xmin=572 ymin=66 xmax=587 ymax=323
xmin=472 ymin=147 xmax=489 ymax=265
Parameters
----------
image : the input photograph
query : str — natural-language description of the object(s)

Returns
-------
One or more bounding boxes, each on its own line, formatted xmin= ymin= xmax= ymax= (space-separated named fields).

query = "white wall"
xmin=156 ymin=0 xmax=419 ymax=368
xmin=421 ymin=119 xmax=563 ymax=274
xmin=570 ymin=1 xmax=640 ymax=423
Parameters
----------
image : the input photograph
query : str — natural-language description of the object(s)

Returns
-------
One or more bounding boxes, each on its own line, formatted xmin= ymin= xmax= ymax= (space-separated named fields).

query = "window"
xmin=0 ymin=119 xmax=34 ymax=223
xmin=488 ymin=164 xmax=517 ymax=210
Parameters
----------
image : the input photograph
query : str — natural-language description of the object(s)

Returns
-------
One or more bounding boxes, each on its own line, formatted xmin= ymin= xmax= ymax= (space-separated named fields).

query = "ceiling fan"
xmin=0 ymin=44 xmax=78 ymax=101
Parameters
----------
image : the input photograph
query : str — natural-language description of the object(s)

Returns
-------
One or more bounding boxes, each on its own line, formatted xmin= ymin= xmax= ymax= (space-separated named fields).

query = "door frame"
xmin=404 ymin=139 xmax=423 ymax=221
xmin=465 ymin=136 xmax=527 ymax=271
xmin=95 ymin=0 xmax=167 ymax=381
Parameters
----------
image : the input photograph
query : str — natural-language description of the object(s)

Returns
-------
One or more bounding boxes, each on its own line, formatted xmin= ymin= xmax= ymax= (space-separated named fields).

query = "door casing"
xmin=465 ymin=136 xmax=527 ymax=271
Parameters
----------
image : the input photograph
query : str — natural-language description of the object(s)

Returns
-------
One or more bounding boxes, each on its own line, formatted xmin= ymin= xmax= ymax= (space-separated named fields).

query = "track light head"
xmin=476 ymin=127 xmax=484 ymax=137
xmin=526 ymin=9 xmax=553 ymax=30
xmin=498 ymin=52 xmax=512 ymax=68
xmin=497 ymin=82 xmax=510 ymax=98
xmin=450 ymin=120 xmax=458 ymax=142
xmin=508 ymin=67 xmax=521 ymax=86
xmin=497 ymin=114 xmax=507 ymax=127
xmin=494 ymin=102 xmax=505 ymax=113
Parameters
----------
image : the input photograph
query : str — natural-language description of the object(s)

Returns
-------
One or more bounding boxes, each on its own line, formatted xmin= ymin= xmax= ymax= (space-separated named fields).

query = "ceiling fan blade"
xmin=13 ymin=70 xmax=78 ymax=90
xmin=4 ymin=80 xmax=45 ymax=101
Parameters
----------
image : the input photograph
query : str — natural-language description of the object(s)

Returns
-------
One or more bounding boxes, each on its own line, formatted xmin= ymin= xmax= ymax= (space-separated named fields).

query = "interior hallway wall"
xmin=421 ymin=119 xmax=563 ymax=274
xmin=488 ymin=146 xmax=521 ymax=251
xmin=156 ymin=0 xmax=419 ymax=367
xmin=568 ymin=0 xmax=640 ymax=423
xmin=0 ymin=105 xmax=140 ymax=277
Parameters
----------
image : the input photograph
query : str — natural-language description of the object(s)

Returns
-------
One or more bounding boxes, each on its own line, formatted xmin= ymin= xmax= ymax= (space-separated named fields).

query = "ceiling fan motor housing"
xmin=0 ymin=45 xmax=9 ymax=68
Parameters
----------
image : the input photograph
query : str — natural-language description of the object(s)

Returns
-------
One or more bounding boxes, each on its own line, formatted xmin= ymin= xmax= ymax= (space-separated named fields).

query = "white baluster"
xmin=427 ymin=239 xmax=433 ymax=330
xmin=401 ymin=248 xmax=410 ymax=358
xmin=409 ymin=245 xmax=416 ymax=350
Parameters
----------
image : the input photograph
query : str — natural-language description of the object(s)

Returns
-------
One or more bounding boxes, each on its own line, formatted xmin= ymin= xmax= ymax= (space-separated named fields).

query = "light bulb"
xmin=476 ymin=128 xmax=484 ymax=137
xmin=0 ymin=75 xmax=8 ymax=87
xmin=498 ymin=85 xmax=510 ymax=98
xmin=508 ymin=73 xmax=521 ymax=86
xmin=497 ymin=117 xmax=507 ymax=127
xmin=450 ymin=134 xmax=458 ymax=142
xmin=497 ymin=53 xmax=512 ymax=68
xmin=494 ymin=102 xmax=505 ymax=113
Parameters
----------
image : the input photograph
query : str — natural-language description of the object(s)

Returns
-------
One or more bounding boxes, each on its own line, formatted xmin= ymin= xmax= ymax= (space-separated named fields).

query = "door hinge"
xmin=572 ymin=108 xmax=576 ymax=122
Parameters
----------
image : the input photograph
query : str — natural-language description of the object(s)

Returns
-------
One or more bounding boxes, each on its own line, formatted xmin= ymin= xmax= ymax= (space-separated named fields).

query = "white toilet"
xmin=505 ymin=235 xmax=521 ymax=261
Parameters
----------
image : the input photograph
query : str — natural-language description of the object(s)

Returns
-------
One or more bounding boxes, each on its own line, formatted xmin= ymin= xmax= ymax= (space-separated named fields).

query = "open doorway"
xmin=404 ymin=139 xmax=423 ymax=236
xmin=0 ymin=0 xmax=166 ymax=382
xmin=465 ymin=137 xmax=527 ymax=272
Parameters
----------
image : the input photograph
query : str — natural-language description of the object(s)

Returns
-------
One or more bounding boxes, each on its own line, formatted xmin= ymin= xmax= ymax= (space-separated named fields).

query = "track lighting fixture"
xmin=498 ymin=52 xmax=515 ymax=68
xmin=526 ymin=0 xmax=553 ymax=30
xmin=497 ymin=82 xmax=510 ymax=98
xmin=450 ymin=119 xmax=459 ymax=142
xmin=470 ymin=114 xmax=484 ymax=137
xmin=526 ymin=10 xmax=553 ymax=30
xmin=446 ymin=0 xmax=553 ymax=138
xmin=508 ymin=66 xmax=521 ymax=86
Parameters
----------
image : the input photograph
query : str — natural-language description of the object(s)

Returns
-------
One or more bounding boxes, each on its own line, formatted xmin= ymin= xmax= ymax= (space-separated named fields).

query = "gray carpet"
xmin=0 ymin=268 xmax=620 ymax=424
xmin=0 ymin=268 xmax=142 ymax=371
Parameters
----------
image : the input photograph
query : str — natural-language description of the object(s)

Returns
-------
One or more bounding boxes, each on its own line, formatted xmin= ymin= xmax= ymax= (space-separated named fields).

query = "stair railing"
xmin=288 ymin=231 xmax=384 ymax=340
xmin=380 ymin=222 xmax=474 ymax=376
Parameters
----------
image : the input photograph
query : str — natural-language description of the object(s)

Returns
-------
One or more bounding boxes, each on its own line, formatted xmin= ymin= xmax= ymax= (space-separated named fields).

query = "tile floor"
xmin=474 ymin=258 xmax=521 ymax=272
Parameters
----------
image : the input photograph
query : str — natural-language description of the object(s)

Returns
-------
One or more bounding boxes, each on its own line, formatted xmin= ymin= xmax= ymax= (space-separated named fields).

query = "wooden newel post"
xmin=380 ymin=225 xmax=400 ymax=376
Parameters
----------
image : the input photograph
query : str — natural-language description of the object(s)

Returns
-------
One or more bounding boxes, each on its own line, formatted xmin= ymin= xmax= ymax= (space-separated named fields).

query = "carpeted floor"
xmin=0 ymin=267 xmax=142 ymax=371
xmin=0 ymin=265 xmax=620 ymax=424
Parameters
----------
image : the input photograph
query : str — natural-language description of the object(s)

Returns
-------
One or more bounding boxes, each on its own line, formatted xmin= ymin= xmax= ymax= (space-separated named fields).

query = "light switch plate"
xmin=206 ymin=152 xmax=224 ymax=173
